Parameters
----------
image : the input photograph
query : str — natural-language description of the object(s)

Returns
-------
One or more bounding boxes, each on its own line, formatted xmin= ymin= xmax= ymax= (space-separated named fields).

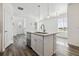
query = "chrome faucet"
xmin=40 ymin=24 xmax=46 ymax=32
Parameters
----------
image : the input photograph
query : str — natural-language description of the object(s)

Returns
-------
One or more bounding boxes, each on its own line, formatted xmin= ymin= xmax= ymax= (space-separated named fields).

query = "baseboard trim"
xmin=68 ymin=44 xmax=79 ymax=50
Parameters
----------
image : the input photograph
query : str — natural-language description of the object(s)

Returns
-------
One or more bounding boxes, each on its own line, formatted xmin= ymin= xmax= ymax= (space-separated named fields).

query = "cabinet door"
xmin=36 ymin=35 xmax=43 ymax=56
xmin=31 ymin=34 xmax=43 ymax=56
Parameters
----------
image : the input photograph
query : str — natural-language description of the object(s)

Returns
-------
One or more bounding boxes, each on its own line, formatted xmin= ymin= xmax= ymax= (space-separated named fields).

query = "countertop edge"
xmin=27 ymin=32 xmax=59 ymax=36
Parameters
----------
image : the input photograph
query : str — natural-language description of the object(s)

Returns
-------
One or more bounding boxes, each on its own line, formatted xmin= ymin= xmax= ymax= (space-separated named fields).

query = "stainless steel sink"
xmin=35 ymin=32 xmax=47 ymax=34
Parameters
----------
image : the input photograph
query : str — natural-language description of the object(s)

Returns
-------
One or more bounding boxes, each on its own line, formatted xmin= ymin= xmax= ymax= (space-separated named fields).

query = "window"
xmin=57 ymin=14 xmax=67 ymax=32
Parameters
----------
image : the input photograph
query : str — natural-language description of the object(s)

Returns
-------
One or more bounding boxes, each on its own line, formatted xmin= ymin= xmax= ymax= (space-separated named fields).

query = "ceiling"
xmin=11 ymin=3 xmax=67 ymax=21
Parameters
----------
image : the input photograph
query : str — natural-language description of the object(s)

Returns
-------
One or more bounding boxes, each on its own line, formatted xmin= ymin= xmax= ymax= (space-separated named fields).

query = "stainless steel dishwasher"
xmin=27 ymin=32 xmax=31 ymax=48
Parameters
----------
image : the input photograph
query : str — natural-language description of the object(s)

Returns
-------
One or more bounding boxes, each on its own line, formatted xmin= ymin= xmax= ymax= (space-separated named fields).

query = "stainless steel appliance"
xmin=27 ymin=32 xmax=31 ymax=48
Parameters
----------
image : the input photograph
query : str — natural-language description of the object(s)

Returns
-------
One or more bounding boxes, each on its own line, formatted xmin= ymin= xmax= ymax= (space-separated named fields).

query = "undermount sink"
xmin=35 ymin=32 xmax=47 ymax=34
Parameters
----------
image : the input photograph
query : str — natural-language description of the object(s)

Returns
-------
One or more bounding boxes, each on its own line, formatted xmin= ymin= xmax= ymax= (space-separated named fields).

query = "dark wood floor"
xmin=3 ymin=44 xmax=38 ymax=56
xmin=0 ymin=34 xmax=79 ymax=56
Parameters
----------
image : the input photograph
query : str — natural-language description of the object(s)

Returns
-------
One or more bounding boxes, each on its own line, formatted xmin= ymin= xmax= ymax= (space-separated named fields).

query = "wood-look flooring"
xmin=3 ymin=44 xmax=37 ymax=56
xmin=0 ymin=34 xmax=79 ymax=56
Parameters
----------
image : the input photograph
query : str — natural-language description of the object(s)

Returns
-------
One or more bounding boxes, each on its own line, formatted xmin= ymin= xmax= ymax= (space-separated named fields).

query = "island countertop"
xmin=27 ymin=32 xmax=59 ymax=37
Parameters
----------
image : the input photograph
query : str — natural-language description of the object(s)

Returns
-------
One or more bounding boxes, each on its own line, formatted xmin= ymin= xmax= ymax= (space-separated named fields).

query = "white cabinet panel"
xmin=44 ymin=35 xmax=53 ymax=56
xmin=36 ymin=35 xmax=43 ymax=56
xmin=31 ymin=34 xmax=43 ymax=56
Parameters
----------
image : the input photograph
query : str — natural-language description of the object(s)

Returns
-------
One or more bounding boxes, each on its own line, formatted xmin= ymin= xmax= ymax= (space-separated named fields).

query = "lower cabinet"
xmin=31 ymin=34 xmax=55 ymax=56
xmin=31 ymin=34 xmax=43 ymax=56
xmin=36 ymin=36 xmax=43 ymax=56
xmin=44 ymin=35 xmax=54 ymax=56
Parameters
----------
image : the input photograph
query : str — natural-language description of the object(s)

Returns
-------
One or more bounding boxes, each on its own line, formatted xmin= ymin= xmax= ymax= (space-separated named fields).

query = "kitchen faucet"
xmin=40 ymin=24 xmax=46 ymax=32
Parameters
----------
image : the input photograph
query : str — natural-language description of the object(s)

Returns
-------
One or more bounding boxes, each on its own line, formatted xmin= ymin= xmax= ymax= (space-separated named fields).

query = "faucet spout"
xmin=40 ymin=24 xmax=46 ymax=32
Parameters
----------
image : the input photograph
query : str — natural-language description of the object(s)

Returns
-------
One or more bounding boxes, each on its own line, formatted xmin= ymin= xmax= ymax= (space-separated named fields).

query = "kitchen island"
xmin=30 ymin=32 xmax=56 ymax=56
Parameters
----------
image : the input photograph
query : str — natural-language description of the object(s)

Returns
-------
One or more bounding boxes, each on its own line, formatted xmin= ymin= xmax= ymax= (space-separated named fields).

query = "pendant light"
xmin=37 ymin=5 xmax=40 ymax=20
xmin=47 ymin=4 xmax=50 ymax=18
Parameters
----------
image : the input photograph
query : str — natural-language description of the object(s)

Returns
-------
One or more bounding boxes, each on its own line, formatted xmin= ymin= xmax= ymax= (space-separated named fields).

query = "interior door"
xmin=4 ymin=15 xmax=13 ymax=48
xmin=4 ymin=4 xmax=13 ymax=48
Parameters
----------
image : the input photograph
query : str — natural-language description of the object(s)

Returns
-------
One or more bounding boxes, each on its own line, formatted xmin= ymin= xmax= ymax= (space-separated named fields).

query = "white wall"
xmin=24 ymin=17 xmax=37 ymax=33
xmin=0 ymin=3 xmax=3 ymax=52
xmin=38 ymin=17 xmax=57 ymax=33
xmin=68 ymin=4 xmax=79 ymax=47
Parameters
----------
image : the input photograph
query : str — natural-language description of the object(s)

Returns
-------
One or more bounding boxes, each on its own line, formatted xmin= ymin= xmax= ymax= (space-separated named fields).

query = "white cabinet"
xmin=31 ymin=33 xmax=56 ymax=56
xmin=44 ymin=35 xmax=53 ymax=56
xmin=36 ymin=35 xmax=43 ymax=56
xmin=31 ymin=34 xmax=43 ymax=56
